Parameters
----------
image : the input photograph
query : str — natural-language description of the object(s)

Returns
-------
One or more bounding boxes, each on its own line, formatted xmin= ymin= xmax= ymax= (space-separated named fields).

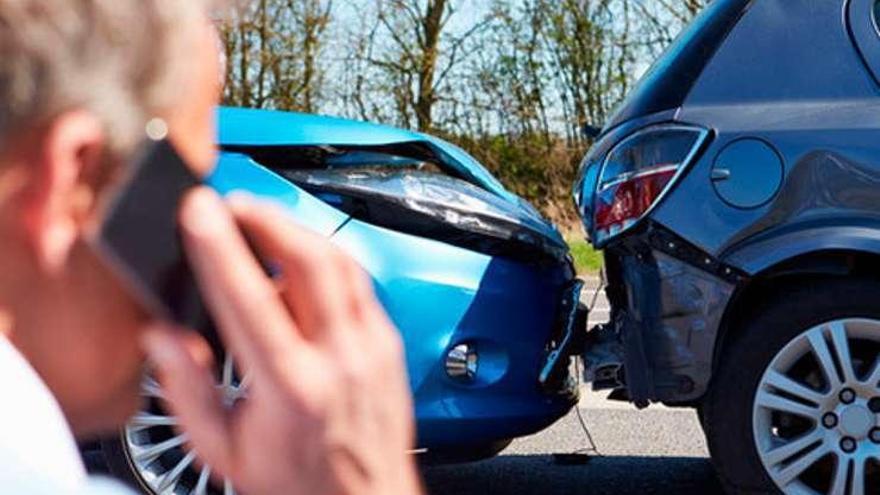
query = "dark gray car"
xmin=574 ymin=1 xmax=880 ymax=494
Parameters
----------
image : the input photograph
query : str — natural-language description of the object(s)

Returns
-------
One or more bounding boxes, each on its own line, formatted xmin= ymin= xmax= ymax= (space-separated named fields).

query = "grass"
xmin=566 ymin=236 xmax=603 ymax=275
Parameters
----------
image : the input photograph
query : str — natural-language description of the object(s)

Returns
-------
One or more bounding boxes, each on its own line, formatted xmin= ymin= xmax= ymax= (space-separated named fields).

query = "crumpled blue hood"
xmin=217 ymin=107 xmax=565 ymax=250
xmin=219 ymin=107 xmax=509 ymax=194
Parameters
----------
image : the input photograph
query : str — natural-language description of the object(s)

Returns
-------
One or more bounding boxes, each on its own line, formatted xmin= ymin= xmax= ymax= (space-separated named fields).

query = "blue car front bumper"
xmin=333 ymin=218 xmax=579 ymax=448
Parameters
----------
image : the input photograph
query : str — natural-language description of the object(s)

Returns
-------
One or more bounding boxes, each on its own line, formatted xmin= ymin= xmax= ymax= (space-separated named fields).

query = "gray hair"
xmin=0 ymin=0 xmax=219 ymax=156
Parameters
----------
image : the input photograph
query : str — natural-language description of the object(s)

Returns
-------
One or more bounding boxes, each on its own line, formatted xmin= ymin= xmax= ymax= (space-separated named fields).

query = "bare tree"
xmin=469 ymin=0 xmax=553 ymax=140
xmin=219 ymin=0 xmax=333 ymax=112
xmin=346 ymin=0 xmax=495 ymax=131
xmin=629 ymin=0 xmax=707 ymax=50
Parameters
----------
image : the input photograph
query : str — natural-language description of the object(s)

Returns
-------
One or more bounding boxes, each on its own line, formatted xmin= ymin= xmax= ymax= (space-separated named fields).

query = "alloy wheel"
xmin=122 ymin=354 xmax=245 ymax=495
xmin=753 ymin=319 xmax=880 ymax=494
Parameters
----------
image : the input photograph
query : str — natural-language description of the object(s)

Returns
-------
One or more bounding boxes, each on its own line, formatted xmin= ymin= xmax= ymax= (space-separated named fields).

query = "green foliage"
xmin=567 ymin=237 xmax=603 ymax=275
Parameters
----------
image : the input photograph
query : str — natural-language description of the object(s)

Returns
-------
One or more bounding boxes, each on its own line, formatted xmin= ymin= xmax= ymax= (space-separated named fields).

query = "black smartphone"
xmin=91 ymin=137 xmax=214 ymax=334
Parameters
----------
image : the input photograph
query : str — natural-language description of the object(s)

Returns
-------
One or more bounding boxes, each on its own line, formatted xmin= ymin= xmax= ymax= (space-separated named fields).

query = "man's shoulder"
xmin=0 ymin=458 xmax=134 ymax=494
xmin=0 ymin=337 xmax=89 ymax=490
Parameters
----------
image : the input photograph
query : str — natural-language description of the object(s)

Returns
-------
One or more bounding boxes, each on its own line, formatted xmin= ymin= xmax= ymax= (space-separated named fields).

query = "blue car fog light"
xmin=445 ymin=343 xmax=478 ymax=382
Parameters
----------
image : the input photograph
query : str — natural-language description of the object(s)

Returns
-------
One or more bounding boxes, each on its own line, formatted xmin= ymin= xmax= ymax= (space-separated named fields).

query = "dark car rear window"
xmin=603 ymin=0 xmax=753 ymax=132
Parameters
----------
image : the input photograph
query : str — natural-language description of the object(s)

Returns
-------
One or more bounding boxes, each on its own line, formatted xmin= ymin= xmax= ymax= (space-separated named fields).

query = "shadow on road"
xmin=422 ymin=454 xmax=722 ymax=495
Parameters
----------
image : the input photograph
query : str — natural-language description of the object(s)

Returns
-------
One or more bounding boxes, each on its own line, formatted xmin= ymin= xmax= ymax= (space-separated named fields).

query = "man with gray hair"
xmin=0 ymin=1 xmax=422 ymax=494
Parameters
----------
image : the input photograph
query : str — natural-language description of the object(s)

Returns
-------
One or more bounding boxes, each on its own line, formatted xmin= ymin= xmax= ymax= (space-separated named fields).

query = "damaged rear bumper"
xmin=584 ymin=224 xmax=745 ymax=405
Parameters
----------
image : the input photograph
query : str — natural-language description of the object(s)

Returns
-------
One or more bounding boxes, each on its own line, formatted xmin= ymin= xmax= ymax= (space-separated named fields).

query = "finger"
xmin=141 ymin=326 xmax=233 ymax=475
xmin=336 ymin=253 xmax=380 ymax=323
xmin=226 ymin=194 xmax=356 ymax=342
xmin=334 ymin=254 xmax=405 ymax=369
xmin=179 ymin=187 xmax=303 ymax=375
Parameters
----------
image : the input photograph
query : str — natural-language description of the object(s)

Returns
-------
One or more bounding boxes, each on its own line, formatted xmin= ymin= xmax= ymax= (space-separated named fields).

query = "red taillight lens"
xmin=595 ymin=166 xmax=677 ymax=233
xmin=592 ymin=125 xmax=708 ymax=243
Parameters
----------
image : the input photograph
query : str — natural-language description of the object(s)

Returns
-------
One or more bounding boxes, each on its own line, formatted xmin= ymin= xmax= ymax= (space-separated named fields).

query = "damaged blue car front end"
xmin=212 ymin=108 xmax=580 ymax=452
xmin=98 ymin=106 xmax=582 ymax=495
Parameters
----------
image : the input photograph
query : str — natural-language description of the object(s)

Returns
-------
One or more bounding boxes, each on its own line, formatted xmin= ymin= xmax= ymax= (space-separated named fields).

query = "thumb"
xmin=141 ymin=326 xmax=234 ymax=476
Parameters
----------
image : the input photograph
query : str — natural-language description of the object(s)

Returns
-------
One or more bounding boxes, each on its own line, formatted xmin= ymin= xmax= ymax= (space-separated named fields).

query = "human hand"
xmin=142 ymin=188 xmax=422 ymax=495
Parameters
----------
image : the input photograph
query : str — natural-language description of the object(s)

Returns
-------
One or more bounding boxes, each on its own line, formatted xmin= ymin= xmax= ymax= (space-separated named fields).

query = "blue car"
xmin=576 ymin=1 xmax=880 ymax=494
xmin=94 ymin=107 xmax=581 ymax=494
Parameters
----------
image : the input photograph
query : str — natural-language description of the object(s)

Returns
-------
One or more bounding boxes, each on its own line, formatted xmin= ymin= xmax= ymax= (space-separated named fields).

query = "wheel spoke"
xmin=829 ymin=457 xmax=850 ymax=495
xmin=761 ymin=428 xmax=824 ymax=467
xmin=864 ymin=356 xmax=880 ymax=388
xmin=775 ymin=442 xmax=829 ymax=487
xmin=756 ymin=389 xmax=821 ymax=419
xmin=142 ymin=376 xmax=165 ymax=399
xmin=222 ymin=353 xmax=234 ymax=389
xmin=851 ymin=457 xmax=866 ymax=495
xmin=763 ymin=369 xmax=827 ymax=406
xmin=224 ymin=478 xmax=237 ymax=495
xmin=808 ymin=330 xmax=843 ymax=389
xmin=194 ymin=465 xmax=212 ymax=495
xmin=827 ymin=321 xmax=856 ymax=383
xmin=132 ymin=433 xmax=187 ymax=465
xmin=129 ymin=412 xmax=178 ymax=429
xmin=155 ymin=450 xmax=196 ymax=494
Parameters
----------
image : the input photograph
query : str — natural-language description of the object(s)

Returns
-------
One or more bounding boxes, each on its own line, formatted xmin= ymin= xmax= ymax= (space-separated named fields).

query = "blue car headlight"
xmin=283 ymin=168 xmax=570 ymax=263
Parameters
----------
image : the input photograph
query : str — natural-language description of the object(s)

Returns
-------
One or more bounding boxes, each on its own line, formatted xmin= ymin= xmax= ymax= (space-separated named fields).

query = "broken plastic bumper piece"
xmin=539 ymin=280 xmax=588 ymax=393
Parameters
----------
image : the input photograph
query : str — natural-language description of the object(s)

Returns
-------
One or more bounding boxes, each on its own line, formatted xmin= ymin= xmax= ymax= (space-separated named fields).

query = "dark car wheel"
xmin=100 ymin=355 xmax=244 ymax=495
xmin=704 ymin=279 xmax=880 ymax=495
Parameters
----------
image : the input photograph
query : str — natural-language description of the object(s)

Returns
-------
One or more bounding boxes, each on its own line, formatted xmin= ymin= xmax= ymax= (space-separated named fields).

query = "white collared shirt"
xmin=0 ymin=335 xmax=134 ymax=494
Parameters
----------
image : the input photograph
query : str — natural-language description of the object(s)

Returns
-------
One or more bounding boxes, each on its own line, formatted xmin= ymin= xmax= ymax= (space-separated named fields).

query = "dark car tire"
xmin=703 ymin=278 xmax=880 ymax=495
xmin=98 ymin=435 xmax=152 ymax=494
xmin=419 ymin=439 xmax=513 ymax=465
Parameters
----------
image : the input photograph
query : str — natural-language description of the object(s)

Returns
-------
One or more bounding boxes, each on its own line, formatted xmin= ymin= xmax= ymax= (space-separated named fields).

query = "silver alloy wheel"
xmin=123 ymin=354 xmax=245 ymax=495
xmin=753 ymin=319 xmax=880 ymax=495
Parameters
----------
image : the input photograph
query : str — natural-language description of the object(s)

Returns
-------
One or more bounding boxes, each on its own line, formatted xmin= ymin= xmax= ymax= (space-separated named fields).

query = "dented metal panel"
xmin=592 ymin=238 xmax=734 ymax=404
xmin=651 ymin=251 xmax=733 ymax=400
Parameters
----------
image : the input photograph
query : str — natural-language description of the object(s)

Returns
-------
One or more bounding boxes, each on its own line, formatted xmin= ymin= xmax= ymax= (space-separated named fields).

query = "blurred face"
xmin=0 ymin=20 xmax=221 ymax=436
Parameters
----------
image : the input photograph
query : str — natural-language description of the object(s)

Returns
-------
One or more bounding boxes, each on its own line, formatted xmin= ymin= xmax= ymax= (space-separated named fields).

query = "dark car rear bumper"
xmin=584 ymin=223 xmax=744 ymax=404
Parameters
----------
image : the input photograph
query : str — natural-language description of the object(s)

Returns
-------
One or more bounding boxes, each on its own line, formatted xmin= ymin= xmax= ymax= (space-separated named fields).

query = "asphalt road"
xmin=421 ymin=391 xmax=720 ymax=495
xmin=422 ymin=278 xmax=722 ymax=495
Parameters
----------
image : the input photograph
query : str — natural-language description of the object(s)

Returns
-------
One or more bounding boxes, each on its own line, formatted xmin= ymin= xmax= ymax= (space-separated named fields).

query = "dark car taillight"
xmin=593 ymin=125 xmax=709 ymax=244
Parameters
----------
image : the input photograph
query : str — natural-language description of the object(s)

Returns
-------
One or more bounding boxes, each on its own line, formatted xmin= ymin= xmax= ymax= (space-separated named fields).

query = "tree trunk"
xmin=416 ymin=0 xmax=446 ymax=132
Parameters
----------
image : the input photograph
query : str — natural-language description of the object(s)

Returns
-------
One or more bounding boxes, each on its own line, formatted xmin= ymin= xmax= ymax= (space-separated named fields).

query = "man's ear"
xmin=22 ymin=111 xmax=104 ymax=274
